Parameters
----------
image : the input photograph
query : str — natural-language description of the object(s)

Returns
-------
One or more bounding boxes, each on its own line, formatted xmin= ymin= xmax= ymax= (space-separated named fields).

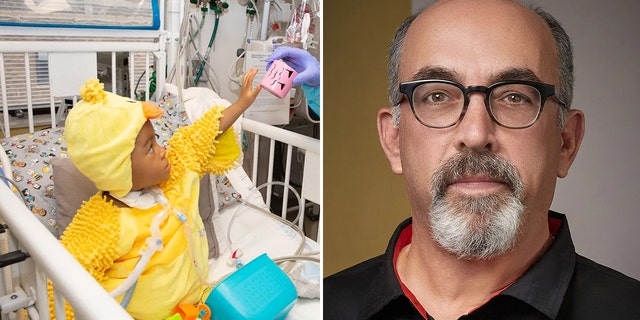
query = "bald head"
xmin=404 ymin=0 xmax=557 ymax=80
xmin=388 ymin=0 xmax=573 ymax=125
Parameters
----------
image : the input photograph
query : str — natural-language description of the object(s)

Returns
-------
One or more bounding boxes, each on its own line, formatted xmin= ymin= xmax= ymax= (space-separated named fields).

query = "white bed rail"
xmin=242 ymin=119 xmax=321 ymax=229
xmin=0 ymin=181 xmax=132 ymax=319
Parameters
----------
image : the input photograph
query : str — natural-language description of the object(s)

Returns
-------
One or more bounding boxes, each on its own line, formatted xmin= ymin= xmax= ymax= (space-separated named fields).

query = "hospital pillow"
xmin=51 ymin=156 xmax=97 ymax=232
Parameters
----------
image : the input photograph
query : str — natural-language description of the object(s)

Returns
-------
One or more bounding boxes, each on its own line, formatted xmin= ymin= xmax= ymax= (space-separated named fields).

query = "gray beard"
xmin=428 ymin=150 xmax=525 ymax=260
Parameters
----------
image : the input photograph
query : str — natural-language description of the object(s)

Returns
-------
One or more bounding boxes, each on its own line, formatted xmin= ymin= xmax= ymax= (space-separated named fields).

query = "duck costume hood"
xmin=65 ymin=78 xmax=163 ymax=198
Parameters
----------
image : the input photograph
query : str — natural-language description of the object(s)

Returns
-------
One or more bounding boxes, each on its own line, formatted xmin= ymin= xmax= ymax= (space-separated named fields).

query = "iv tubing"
xmin=108 ymin=193 xmax=170 ymax=298
xmin=181 ymin=213 xmax=214 ymax=287
xmin=226 ymin=181 xmax=306 ymax=274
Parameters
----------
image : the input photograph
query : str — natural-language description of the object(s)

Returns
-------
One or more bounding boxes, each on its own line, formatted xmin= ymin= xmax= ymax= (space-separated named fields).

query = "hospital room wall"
xmin=323 ymin=0 xmax=640 ymax=280
xmin=323 ymin=0 xmax=412 ymax=276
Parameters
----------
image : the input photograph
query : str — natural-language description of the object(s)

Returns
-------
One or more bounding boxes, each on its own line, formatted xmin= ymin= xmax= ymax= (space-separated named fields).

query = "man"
xmin=323 ymin=1 xmax=640 ymax=319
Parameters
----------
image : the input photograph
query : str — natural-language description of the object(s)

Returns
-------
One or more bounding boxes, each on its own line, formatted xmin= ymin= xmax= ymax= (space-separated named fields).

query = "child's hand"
xmin=237 ymin=68 xmax=262 ymax=109
xmin=217 ymin=69 xmax=262 ymax=134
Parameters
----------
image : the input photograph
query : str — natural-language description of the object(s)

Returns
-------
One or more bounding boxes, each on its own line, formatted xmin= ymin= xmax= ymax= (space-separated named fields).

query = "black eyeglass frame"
xmin=399 ymin=79 xmax=566 ymax=129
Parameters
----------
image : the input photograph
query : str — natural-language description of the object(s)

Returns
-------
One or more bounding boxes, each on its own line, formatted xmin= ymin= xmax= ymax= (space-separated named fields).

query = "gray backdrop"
xmin=411 ymin=0 xmax=640 ymax=279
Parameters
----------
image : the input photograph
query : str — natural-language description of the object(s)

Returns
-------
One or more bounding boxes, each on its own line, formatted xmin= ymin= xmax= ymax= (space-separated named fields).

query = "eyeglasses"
xmin=399 ymin=79 xmax=565 ymax=129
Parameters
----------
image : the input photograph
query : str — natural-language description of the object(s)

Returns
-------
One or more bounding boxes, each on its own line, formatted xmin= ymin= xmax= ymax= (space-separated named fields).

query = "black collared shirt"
xmin=323 ymin=211 xmax=640 ymax=319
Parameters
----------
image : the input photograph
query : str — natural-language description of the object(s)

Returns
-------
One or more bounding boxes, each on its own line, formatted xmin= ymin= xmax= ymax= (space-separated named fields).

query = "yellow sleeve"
xmin=164 ymin=104 xmax=240 ymax=184
xmin=49 ymin=194 xmax=121 ymax=319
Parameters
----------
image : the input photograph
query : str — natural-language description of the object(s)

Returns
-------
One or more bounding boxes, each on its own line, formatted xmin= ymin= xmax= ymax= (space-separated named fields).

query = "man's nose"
xmin=453 ymin=94 xmax=497 ymax=152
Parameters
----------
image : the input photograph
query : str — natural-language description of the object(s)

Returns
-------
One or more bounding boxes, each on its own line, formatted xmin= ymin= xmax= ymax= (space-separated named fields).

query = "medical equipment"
xmin=286 ymin=0 xmax=314 ymax=49
xmin=206 ymin=253 xmax=297 ymax=320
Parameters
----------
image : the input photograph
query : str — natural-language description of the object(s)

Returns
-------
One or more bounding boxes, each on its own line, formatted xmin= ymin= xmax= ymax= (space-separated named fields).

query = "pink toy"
xmin=260 ymin=59 xmax=297 ymax=99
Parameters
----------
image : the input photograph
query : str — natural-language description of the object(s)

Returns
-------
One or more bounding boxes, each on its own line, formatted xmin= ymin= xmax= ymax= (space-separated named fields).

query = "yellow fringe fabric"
xmin=49 ymin=193 xmax=120 ymax=319
xmin=78 ymin=78 xmax=107 ymax=105
xmin=161 ymin=104 xmax=240 ymax=189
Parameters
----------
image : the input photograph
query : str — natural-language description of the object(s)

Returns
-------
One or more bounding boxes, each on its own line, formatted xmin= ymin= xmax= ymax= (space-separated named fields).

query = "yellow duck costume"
xmin=52 ymin=79 xmax=240 ymax=319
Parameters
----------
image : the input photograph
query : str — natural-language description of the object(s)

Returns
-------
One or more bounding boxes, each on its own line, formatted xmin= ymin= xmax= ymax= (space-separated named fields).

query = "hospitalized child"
xmin=52 ymin=69 xmax=262 ymax=319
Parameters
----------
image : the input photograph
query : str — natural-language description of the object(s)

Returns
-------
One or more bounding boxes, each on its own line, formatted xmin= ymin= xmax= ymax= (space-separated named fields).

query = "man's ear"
xmin=377 ymin=107 xmax=403 ymax=174
xmin=558 ymin=109 xmax=585 ymax=178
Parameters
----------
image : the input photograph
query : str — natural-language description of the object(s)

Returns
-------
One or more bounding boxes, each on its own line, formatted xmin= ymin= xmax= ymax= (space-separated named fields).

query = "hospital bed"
xmin=0 ymin=9 xmax=321 ymax=320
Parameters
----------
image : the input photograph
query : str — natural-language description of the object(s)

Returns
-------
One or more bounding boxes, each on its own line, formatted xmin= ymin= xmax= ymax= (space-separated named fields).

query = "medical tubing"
xmin=185 ymin=21 xmax=219 ymax=93
xmin=180 ymin=212 xmax=215 ymax=287
xmin=108 ymin=195 xmax=170 ymax=298
xmin=250 ymin=0 xmax=261 ymax=35
xmin=228 ymin=7 xmax=255 ymax=85
xmin=257 ymin=181 xmax=304 ymax=225
xmin=189 ymin=12 xmax=206 ymax=41
xmin=226 ymin=181 xmax=306 ymax=273
xmin=194 ymin=15 xmax=220 ymax=85
xmin=227 ymin=180 xmax=303 ymax=246
xmin=228 ymin=198 xmax=305 ymax=274
xmin=152 ymin=191 xmax=212 ymax=287
xmin=272 ymin=255 xmax=319 ymax=264
xmin=0 ymin=174 xmax=28 ymax=205
xmin=120 ymin=280 xmax=137 ymax=309
xmin=246 ymin=8 xmax=254 ymax=42
xmin=167 ymin=0 xmax=191 ymax=84
xmin=227 ymin=51 xmax=244 ymax=85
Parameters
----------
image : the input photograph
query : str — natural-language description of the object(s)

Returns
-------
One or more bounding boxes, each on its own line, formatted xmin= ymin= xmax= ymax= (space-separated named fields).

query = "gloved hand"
xmin=164 ymin=83 xmax=231 ymax=121
xmin=265 ymin=46 xmax=320 ymax=87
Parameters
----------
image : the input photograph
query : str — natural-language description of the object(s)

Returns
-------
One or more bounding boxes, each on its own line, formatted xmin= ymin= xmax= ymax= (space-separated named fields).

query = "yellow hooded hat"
xmin=65 ymin=78 xmax=163 ymax=198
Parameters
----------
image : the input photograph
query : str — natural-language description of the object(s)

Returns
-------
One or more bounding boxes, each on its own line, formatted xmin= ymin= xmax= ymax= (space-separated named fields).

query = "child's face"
xmin=130 ymin=121 xmax=170 ymax=191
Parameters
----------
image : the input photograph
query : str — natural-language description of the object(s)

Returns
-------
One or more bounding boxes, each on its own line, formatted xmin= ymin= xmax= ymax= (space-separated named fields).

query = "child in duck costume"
xmin=53 ymin=70 xmax=262 ymax=319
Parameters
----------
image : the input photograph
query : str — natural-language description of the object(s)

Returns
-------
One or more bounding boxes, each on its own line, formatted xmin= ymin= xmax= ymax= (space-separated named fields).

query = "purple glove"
xmin=265 ymin=46 xmax=320 ymax=87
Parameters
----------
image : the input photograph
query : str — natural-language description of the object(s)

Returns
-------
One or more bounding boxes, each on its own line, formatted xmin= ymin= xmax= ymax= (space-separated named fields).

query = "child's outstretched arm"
xmin=164 ymin=69 xmax=262 ymax=178
xmin=218 ymin=68 xmax=262 ymax=135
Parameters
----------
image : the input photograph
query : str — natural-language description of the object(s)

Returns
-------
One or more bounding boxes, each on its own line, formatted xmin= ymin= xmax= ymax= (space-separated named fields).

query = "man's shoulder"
xmin=324 ymin=254 xmax=386 ymax=292
xmin=574 ymin=255 xmax=640 ymax=290
xmin=323 ymin=254 xmax=388 ymax=318
xmin=559 ymin=254 xmax=640 ymax=317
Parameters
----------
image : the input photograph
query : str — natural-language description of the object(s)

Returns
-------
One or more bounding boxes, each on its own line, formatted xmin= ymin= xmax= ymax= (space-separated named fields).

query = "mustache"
xmin=432 ymin=150 xmax=523 ymax=198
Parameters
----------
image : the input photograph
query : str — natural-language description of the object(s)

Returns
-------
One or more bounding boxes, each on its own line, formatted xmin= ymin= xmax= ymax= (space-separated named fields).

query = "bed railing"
xmin=0 ymin=37 xmax=167 ymax=138
xmin=0 ymin=169 xmax=133 ymax=319
xmin=242 ymin=118 xmax=321 ymax=229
